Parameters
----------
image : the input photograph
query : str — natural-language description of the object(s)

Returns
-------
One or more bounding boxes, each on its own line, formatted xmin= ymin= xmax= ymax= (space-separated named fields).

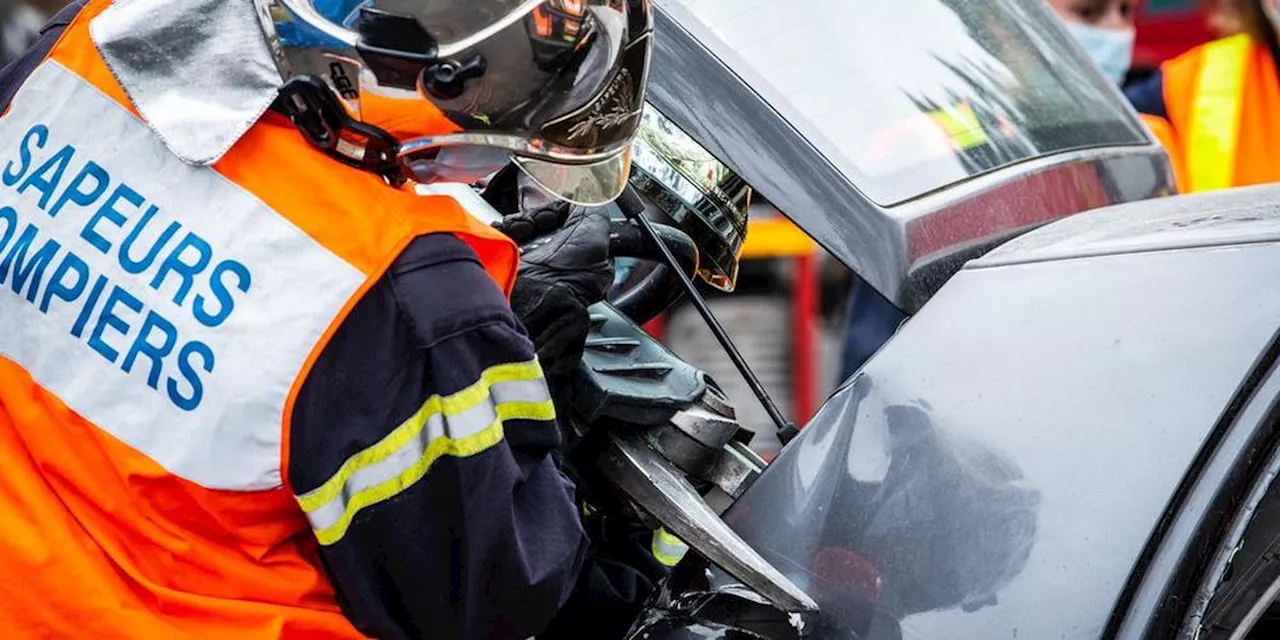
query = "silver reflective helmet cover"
xmin=257 ymin=0 xmax=654 ymax=204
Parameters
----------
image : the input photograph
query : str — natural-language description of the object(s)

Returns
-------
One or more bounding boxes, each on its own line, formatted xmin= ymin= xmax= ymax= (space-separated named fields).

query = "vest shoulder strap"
xmin=1185 ymin=34 xmax=1252 ymax=192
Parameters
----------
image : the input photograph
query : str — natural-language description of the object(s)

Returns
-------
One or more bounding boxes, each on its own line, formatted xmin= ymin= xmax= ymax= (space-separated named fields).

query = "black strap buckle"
xmin=273 ymin=76 xmax=406 ymax=186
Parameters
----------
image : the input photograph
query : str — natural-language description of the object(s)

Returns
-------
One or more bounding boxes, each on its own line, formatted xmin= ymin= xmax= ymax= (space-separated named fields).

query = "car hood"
xmin=646 ymin=0 xmax=1173 ymax=310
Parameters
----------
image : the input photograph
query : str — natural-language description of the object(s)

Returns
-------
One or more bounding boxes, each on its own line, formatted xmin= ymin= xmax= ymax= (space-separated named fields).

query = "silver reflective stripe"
xmin=304 ymin=402 xmax=496 ymax=532
xmin=300 ymin=373 xmax=554 ymax=539
xmin=652 ymin=527 xmax=689 ymax=567
xmin=491 ymin=379 xmax=553 ymax=405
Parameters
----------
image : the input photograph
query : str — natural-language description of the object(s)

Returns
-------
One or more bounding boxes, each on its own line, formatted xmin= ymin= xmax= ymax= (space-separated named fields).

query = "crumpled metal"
xmin=90 ymin=0 xmax=283 ymax=166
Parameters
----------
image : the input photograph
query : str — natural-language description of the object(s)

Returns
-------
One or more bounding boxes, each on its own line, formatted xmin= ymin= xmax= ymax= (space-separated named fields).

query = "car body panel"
xmin=1116 ymin=348 xmax=1280 ymax=640
xmin=975 ymin=183 xmax=1280 ymax=267
xmin=646 ymin=0 xmax=1175 ymax=311
xmin=708 ymin=194 xmax=1280 ymax=638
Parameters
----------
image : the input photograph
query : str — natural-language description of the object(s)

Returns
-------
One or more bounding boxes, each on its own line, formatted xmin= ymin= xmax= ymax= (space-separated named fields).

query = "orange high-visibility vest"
xmin=1157 ymin=33 xmax=1280 ymax=193
xmin=1139 ymin=114 xmax=1187 ymax=191
xmin=0 ymin=1 xmax=517 ymax=637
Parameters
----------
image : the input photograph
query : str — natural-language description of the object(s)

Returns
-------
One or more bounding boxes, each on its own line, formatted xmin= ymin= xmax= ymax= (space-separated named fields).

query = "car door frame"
xmin=1109 ymin=324 xmax=1280 ymax=639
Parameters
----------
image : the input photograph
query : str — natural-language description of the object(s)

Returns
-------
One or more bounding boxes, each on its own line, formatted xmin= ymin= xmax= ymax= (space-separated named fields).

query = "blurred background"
xmin=0 ymin=0 xmax=1241 ymax=77
xmin=1 ymin=0 xmax=64 ymax=65
xmin=1132 ymin=0 xmax=1241 ymax=81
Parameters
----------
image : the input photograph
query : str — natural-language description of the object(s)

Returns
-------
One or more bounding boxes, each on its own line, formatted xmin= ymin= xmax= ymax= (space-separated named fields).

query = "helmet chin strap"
xmin=273 ymin=77 xmax=520 ymax=191
xmin=272 ymin=77 xmax=407 ymax=185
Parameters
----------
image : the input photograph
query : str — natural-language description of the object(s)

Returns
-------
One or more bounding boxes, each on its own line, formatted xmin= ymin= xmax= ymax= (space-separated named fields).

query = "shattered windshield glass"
xmin=664 ymin=0 xmax=1148 ymax=204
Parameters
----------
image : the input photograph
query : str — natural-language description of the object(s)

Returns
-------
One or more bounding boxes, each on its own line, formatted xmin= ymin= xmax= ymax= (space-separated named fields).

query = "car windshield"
xmin=664 ymin=0 xmax=1148 ymax=205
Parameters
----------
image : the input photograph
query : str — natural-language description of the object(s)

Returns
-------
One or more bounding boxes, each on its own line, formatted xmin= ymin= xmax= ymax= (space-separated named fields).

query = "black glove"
xmin=509 ymin=205 xmax=614 ymax=382
xmin=482 ymin=163 xmax=572 ymax=244
xmin=538 ymin=524 xmax=669 ymax=640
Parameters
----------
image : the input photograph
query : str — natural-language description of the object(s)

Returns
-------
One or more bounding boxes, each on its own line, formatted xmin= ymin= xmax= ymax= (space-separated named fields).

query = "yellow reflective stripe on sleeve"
xmin=295 ymin=359 xmax=554 ymax=545
xmin=309 ymin=421 xmax=504 ymax=546
xmin=1187 ymin=34 xmax=1251 ymax=193
xmin=651 ymin=527 xmax=689 ymax=568
xmin=296 ymin=359 xmax=548 ymax=512
xmin=497 ymin=400 xmax=556 ymax=422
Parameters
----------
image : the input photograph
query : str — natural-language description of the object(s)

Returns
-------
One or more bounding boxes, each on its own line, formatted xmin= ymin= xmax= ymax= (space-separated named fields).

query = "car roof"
xmin=972 ymin=183 xmax=1280 ymax=268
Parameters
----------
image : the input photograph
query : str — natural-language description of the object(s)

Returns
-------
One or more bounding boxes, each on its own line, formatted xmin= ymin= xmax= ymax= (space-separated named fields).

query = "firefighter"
xmin=1124 ymin=0 xmax=1280 ymax=193
xmin=0 ymin=0 xmax=651 ymax=638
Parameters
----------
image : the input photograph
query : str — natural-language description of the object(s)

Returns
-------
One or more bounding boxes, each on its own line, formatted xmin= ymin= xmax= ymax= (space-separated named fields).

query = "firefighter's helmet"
xmin=257 ymin=0 xmax=652 ymax=204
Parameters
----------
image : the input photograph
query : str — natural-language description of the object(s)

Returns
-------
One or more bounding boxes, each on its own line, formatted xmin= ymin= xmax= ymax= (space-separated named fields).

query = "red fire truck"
xmin=1133 ymin=0 xmax=1221 ymax=76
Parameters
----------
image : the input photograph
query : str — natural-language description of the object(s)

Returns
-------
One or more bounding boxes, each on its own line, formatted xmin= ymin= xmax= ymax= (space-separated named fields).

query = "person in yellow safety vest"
xmin=1041 ymin=2 xmax=1192 ymax=188
xmin=1042 ymin=2 xmax=1181 ymax=185
xmin=0 ymin=1 xmax=654 ymax=639
xmin=1125 ymin=0 xmax=1280 ymax=193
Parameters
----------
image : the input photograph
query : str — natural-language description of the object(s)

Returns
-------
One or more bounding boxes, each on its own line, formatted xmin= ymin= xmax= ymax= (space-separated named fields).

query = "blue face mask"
xmin=1063 ymin=21 xmax=1135 ymax=86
